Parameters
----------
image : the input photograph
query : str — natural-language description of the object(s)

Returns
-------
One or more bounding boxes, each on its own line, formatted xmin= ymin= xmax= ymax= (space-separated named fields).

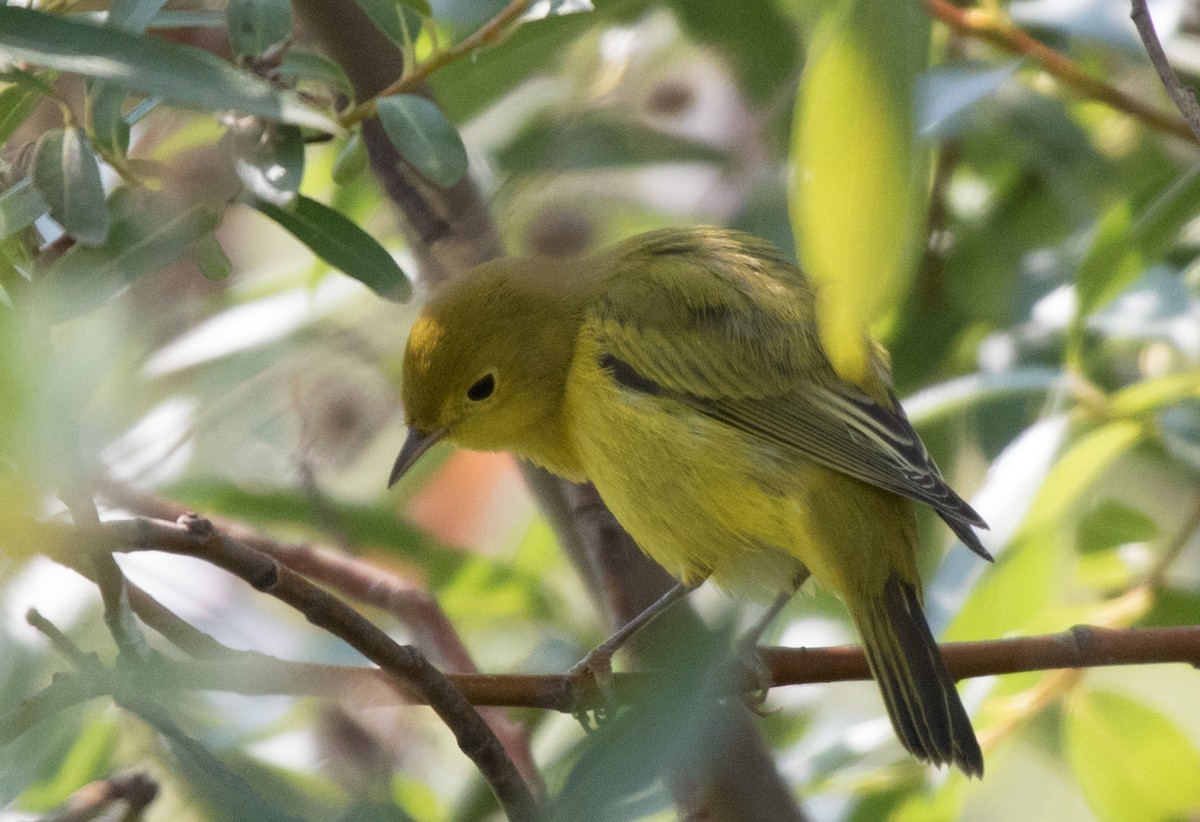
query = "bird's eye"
xmin=467 ymin=373 xmax=495 ymax=401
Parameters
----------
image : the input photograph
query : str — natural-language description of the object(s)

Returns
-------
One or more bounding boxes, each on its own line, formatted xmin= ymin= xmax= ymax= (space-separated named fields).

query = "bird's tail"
xmin=851 ymin=573 xmax=983 ymax=777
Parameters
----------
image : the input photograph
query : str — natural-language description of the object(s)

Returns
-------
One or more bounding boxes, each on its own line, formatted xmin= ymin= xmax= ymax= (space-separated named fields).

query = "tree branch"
xmin=82 ymin=515 xmax=541 ymax=822
xmin=1130 ymin=0 xmax=1200 ymax=144
xmin=924 ymin=0 xmax=1198 ymax=144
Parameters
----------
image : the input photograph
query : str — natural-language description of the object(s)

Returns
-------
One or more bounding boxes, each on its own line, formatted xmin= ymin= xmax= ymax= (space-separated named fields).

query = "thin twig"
xmin=1131 ymin=0 xmax=1200 ymax=143
xmin=338 ymin=0 xmax=532 ymax=128
xmin=924 ymin=0 xmax=1198 ymax=144
xmin=95 ymin=515 xmax=541 ymax=822
xmin=41 ymin=772 xmax=158 ymax=822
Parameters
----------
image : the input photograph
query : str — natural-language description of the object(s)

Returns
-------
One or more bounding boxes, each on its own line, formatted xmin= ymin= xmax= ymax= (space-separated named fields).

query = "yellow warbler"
xmin=390 ymin=226 xmax=989 ymax=775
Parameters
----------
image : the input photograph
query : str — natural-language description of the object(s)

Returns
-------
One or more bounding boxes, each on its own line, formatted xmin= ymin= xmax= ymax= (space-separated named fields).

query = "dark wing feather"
xmin=591 ymin=227 xmax=990 ymax=558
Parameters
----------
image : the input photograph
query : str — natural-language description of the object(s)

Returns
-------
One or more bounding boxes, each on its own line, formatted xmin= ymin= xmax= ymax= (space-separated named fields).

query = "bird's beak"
xmin=388 ymin=427 xmax=444 ymax=488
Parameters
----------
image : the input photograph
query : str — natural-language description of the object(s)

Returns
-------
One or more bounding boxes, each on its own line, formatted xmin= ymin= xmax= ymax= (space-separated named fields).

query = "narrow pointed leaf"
xmin=226 ymin=0 xmax=294 ymax=61
xmin=376 ymin=94 xmax=468 ymax=188
xmin=32 ymin=127 xmax=111 ymax=246
xmin=0 ymin=180 xmax=49 ymax=240
xmin=253 ymin=195 xmax=410 ymax=300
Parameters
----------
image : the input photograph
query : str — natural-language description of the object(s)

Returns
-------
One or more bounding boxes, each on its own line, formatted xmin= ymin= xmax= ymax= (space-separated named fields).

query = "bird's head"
xmin=389 ymin=256 xmax=588 ymax=486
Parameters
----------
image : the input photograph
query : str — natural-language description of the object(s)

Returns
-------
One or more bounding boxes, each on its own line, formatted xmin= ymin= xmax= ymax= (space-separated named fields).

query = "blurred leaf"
xmin=226 ymin=0 xmax=294 ymax=61
xmin=496 ymin=113 xmax=729 ymax=172
xmin=789 ymin=0 xmax=930 ymax=383
xmin=0 ymin=83 xmax=44 ymax=145
xmin=17 ymin=716 xmax=119 ymax=812
xmin=1111 ymin=370 xmax=1200 ymax=416
xmin=32 ymin=127 xmax=111 ymax=246
xmin=86 ymin=81 xmax=131 ymax=157
xmin=108 ymin=0 xmax=170 ymax=32
xmin=332 ymin=131 xmax=369 ymax=185
xmin=1067 ymin=689 xmax=1200 ymax=822
xmin=903 ymin=366 xmax=1067 ymax=426
xmin=1159 ymin=400 xmax=1200 ymax=477
xmin=1077 ymin=500 xmax=1158 ymax=554
xmin=666 ymin=0 xmax=798 ymax=103
xmin=376 ymin=94 xmax=468 ymax=188
xmin=276 ymin=49 xmax=353 ymax=97
xmin=946 ymin=525 xmax=1058 ymax=640
xmin=0 ymin=179 xmax=49 ymax=240
xmin=1021 ymin=420 xmax=1144 ymax=535
xmin=0 ymin=6 xmax=339 ymax=132
xmin=916 ymin=60 xmax=1019 ymax=139
xmin=36 ymin=189 xmax=223 ymax=321
xmin=235 ymin=125 xmax=305 ymax=207
xmin=353 ymin=0 xmax=423 ymax=50
xmin=252 ymin=195 xmax=410 ymax=300
xmin=428 ymin=5 xmax=598 ymax=123
xmin=163 ymin=479 xmax=467 ymax=578
xmin=195 ymin=232 xmax=232 ymax=281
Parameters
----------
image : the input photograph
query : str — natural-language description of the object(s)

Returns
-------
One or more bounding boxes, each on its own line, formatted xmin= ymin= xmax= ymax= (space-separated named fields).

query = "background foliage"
xmin=2 ymin=0 xmax=1200 ymax=820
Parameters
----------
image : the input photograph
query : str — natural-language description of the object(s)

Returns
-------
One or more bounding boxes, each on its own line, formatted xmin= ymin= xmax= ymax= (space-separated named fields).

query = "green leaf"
xmin=1075 ymin=201 xmax=1139 ymax=321
xmin=32 ymin=127 xmax=111 ymax=246
xmin=1077 ymin=500 xmax=1158 ymax=554
xmin=86 ymin=81 xmax=131 ymax=156
xmin=666 ymin=0 xmax=798 ymax=103
xmin=36 ymin=189 xmax=222 ymax=321
xmin=252 ymin=195 xmax=410 ymax=300
xmin=332 ymin=131 xmax=369 ymax=184
xmin=108 ymin=0 xmax=170 ymax=33
xmin=1067 ymin=689 xmax=1200 ymax=822
xmin=234 ymin=125 xmax=305 ymax=206
xmin=789 ymin=0 xmax=931 ymax=383
xmin=1021 ymin=420 xmax=1144 ymax=536
xmin=376 ymin=94 xmax=468 ymax=188
xmin=0 ymin=180 xmax=49 ymax=240
xmin=194 ymin=232 xmax=232 ymax=281
xmin=226 ymin=0 xmax=294 ymax=61
xmin=0 ymin=83 xmax=44 ymax=145
xmin=496 ymin=113 xmax=729 ymax=172
xmin=353 ymin=0 xmax=423 ymax=50
xmin=275 ymin=49 xmax=352 ymax=97
xmin=0 ymin=6 xmax=339 ymax=133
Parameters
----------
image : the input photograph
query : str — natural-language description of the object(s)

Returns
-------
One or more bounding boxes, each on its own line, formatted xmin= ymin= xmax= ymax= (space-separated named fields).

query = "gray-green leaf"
xmin=253 ymin=195 xmax=410 ymax=300
xmin=32 ymin=127 xmax=111 ymax=246
xmin=353 ymin=0 xmax=423 ymax=50
xmin=226 ymin=0 xmax=294 ymax=61
xmin=0 ymin=179 xmax=49 ymax=240
xmin=0 ymin=6 xmax=338 ymax=133
xmin=376 ymin=94 xmax=468 ymax=188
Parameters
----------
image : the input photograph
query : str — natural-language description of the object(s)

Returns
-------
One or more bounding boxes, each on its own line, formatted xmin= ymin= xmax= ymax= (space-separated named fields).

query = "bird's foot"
xmin=735 ymin=640 xmax=775 ymax=716
xmin=568 ymin=648 xmax=618 ymax=732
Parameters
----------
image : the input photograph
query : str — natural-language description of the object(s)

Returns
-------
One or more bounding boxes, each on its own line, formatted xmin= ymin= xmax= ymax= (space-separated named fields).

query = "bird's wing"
xmin=589 ymin=228 xmax=990 ymax=555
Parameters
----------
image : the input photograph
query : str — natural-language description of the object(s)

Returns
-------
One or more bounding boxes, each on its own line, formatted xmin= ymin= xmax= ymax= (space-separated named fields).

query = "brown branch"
xmin=1131 ymin=0 xmax=1200 ymax=143
xmin=95 ymin=478 xmax=544 ymax=796
xmin=337 ymin=0 xmax=532 ymax=128
xmin=41 ymin=772 xmax=158 ymax=822
xmin=87 ymin=515 xmax=540 ymax=822
xmin=924 ymin=0 xmax=1198 ymax=144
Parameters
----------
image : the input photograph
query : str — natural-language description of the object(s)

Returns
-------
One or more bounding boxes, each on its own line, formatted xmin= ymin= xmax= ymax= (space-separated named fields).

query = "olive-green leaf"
xmin=226 ymin=0 xmax=294 ymax=61
xmin=87 ymin=81 xmax=131 ymax=156
xmin=1067 ymin=689 xmax=1200 ymax=822
xmin=252 ymin=195 xmax=410 ymax=300
xmin=332 ymin=131 xmax=369 ymax=184
xmin=789 ymin=0 xmax=930 ymax=384
xmin=194 ymin=232 xmax=232 ymax=281
xmin=108 ymin=0 xmax=171 ymax=33
xmin=376 ymin=94 xmax=468 ymax=188
xmin=0 ymin=6 xmax=338 ymax=133
xmin=32 ymin=128 xmax=111 ymax=246
xmin=353 ymin=0 xmax=424 ymax=49
xmin=0 ymin=83 xmax=44 ymax=145
xmin=1076 ymin=500 xmax=1158 ymax=554
xmin=0 ymin=180 xmax=49 ymax=241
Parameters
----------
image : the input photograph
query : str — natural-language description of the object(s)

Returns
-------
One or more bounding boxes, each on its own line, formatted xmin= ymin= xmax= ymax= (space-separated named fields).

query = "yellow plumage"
xmin=394 ymin=226 xmax=988 ymax=775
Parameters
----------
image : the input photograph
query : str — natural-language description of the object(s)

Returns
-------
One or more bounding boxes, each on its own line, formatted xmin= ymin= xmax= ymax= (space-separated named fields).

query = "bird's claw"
xmin=569 ymin=649 xmax=617 ymax=732
xmin=736 ymin=642 xmax=776 ymax=715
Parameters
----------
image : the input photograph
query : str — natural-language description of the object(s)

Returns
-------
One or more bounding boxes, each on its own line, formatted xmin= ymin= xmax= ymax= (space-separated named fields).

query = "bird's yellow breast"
xmin=563 ymin=329 xmax=917 ymax=601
